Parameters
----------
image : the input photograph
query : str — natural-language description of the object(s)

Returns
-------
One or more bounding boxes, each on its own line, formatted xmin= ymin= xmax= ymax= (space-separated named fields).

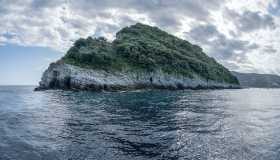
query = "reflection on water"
xmin=1 ymin=86 xmax=280 ymax=159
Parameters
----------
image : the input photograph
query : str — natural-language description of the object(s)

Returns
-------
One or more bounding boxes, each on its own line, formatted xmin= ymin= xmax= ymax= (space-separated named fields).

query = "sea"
xmin=0 ymin=86 xmax=280 ymax=160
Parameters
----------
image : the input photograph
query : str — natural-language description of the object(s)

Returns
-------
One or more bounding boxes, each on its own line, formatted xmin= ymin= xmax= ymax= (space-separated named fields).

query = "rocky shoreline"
xmin=35 ymin=61 xmax=240 ymax=91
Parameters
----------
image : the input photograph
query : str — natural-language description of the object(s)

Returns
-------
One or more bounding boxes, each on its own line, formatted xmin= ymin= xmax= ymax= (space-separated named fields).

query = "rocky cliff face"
xmin=36 ymin=23 xmax=240 ymax=91
xmin=36 ymin=61 xmax=239 ymax=91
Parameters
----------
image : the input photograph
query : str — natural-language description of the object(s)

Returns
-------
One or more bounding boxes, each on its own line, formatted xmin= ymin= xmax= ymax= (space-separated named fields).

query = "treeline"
xmin=63 ymin=23 xmax=239 ymax=84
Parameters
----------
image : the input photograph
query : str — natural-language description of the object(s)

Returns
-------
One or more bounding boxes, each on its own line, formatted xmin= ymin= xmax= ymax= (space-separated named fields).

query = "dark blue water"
xmin=1 ymin=86 xmax=280 ymax=160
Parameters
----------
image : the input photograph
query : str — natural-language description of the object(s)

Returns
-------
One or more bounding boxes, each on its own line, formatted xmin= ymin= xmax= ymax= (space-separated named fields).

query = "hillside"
xmin=36 ymin=23 xmax=239 ymax=91
xmin=232 ymin=71 xmax=280 ymax=88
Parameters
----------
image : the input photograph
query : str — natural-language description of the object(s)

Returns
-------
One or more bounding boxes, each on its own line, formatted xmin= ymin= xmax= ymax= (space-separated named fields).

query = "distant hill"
xmin=232 ymin=71 xmax=280 ymax=88
xmin=36 ymin=23 xmax=239 ymax=91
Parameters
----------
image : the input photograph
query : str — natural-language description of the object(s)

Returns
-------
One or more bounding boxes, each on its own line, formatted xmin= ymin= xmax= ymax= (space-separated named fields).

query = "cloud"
xmin=30 ymin=0 xmax=65 ymax=9
xmin=69 ymin=0 xmax=224 ymax=20
xmin=65 ymin=0 xmax=226 ymax=32
xmin=0 ymin=0 xmax=227 ymax=51
xmin=225 ymin=8 xmax=276 ymax=32
xmin=263 ymin=45 xmax=277 ymax=54
xmin=185 ymin=24 xmax=259 ymax=61
xmin=268 ymin=0 xmax=280 ymax=15
xmin=0 ymin=0 xmax=280 ymax=74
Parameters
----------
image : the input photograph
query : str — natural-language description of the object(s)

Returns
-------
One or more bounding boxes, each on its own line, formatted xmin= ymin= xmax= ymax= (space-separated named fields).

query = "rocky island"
xmin=36 ymin=23 xmax=240 ymax=91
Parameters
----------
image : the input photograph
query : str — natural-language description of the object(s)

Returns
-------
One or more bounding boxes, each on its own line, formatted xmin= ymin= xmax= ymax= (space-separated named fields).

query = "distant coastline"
xmin=232 ymin=71 xmax=280 ymax=88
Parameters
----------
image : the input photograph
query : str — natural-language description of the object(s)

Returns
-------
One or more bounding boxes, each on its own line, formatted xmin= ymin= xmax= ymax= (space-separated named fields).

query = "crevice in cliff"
xmin=64 ymin=77 xmax=71 ymax=89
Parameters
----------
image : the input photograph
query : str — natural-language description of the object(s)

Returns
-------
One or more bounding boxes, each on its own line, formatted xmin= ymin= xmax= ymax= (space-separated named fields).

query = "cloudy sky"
xmin=0 ymin=0 xmax=280 ymax=85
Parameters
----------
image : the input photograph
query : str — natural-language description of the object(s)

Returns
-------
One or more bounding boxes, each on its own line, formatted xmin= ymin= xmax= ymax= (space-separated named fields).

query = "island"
xmin=35 ymin=23 xmax=240 ymax=91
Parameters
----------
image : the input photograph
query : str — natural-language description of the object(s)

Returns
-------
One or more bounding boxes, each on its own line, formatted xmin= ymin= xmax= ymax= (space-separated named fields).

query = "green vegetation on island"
xmin=63 ymin=23 xmax=239 ymax=85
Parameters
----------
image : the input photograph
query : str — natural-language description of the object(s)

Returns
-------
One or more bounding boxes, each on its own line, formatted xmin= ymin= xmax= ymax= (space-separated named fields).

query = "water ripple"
xmin=1 ymin=87 xmax=280 ymax=159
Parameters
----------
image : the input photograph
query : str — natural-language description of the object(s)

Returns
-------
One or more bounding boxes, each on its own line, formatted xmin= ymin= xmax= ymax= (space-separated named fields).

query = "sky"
xmin=0 ymin=0 xmax=280 ymax=85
